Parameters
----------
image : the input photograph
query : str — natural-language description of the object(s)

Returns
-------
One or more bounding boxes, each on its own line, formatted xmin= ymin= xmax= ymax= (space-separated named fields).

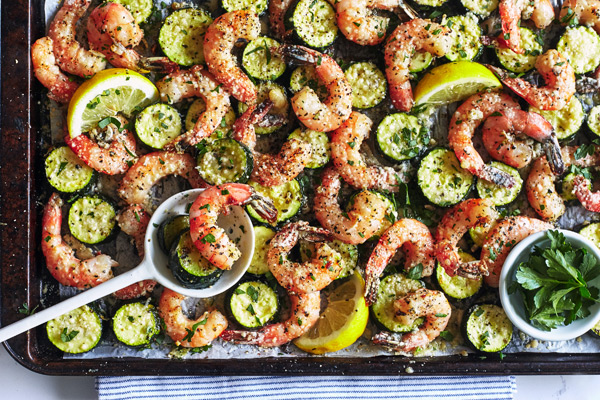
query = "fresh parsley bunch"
xmin=509 ymin=230 xmax=600 ymax=331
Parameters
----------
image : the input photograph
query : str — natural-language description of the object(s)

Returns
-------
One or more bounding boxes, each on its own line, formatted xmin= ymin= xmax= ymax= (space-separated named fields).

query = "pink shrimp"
xmin=560 ymin=0 xmax=600 ymax=34
xmin=41 ymin=193 xmax=115 ymax=290
xmin=269 ymin=0 xmax=294 ymax=39
xmin=498 ymin=0 xmax=554 ymax=54
xmin=31 ymin=36 xmax=79 ymax=103
xmin=335 ymin=0 xmax=401 ymax=46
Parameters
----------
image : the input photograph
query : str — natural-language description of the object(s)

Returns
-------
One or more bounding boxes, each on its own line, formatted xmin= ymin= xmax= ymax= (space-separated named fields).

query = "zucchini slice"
xmin=417 ymin=148 xmax=474 ymax=207
xmin=45 ymin=146 xmax=96 ymax=194
xmin=495 ymin=27 xmax=542 ymax=73
xmin=246 ymin=179 xmax=303 ymax=225
xmin=46 ymin=305 xmax=102 ymax=354
xmin=135 ymin=103 xmax=182 ymax=149
xmin=196 ymin=138 xmax=254 ymax=185
xmin=113 ymin=0 xmax=153 ymax=25
xmin=158 ymin=214 xmax=190 ymax=253
xmin=463 ymin=304 xmax=513 ymax=352
xmin=561 ymin=170 xmax=591 ymax=201
xmin=242 ymin=37 xmax=286 ymax=81
xmin=592 ymin=319 xmax=600 ymax=337
xmin=68 ymin=195 xmax=117 ymax=245
xmin=299 ymin=239 xmax=358 ymax=279
xmin=414 ymin=0 xmax=448 ymax=5
xmin=376 ymin=113 xmax=429 ymax=162
xmin=409 ymin=51 xmax=434 ymax=73
xmin=476 ymin=162 xmax=522 ymax=206
xmin=461 ymin=0 xmax=498 ymax=16
xmin=222 ymin=0 xmax=268 ymax=15
xmin=344 ymin=62 xmax=387 ymax=109
xmin=445 ymin=14 xmax=482 ymax=62
xmin=530 ymin=96 xmax=585 ymax=141
xmin=159 ymin=8 xmax=213 ymax=66
xmin=435 ymin=252 xmax=482 ymax=300
xmin=371 ymin=274 xmax=424 ymax=333
xmin=169 ymin=229 xmax=223 ymax=289
xmin=228 ymin=281 xmax=279 ymax=328
xmin=587 ymin=105 xmax=600 ymax=137
xmin=469 ymin=220 xmax=498 ymax=248
xmin=579 ymin=222 xmax=600 ymax=248
xmin=288 ymin=128 xmax=330 ymax=169
xmin=290 ymin=65 xmax=328 ymax=99
xmin=285 ymin=0 xmax=338 ymax=49
xmin=112 ymin=302 xmax=160 ymax=347
xmin=248 ymin=226 xmax=276 ymax=275
xmin=557 ymin=26 xmax=600 ymax=74
xmin=238 ymin=82 xmax=289 ymax=135
xmin=185 ymin=99 xmax=236 ymax=140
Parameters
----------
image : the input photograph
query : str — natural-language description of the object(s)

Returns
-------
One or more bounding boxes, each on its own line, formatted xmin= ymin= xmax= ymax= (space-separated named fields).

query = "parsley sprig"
xmin=509 ymin=230 xmax=600 ymax=331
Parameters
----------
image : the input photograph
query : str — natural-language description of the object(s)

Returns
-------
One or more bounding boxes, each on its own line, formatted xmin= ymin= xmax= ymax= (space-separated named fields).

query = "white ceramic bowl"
xmin=499 ymin=229 xmax=600 ymax=341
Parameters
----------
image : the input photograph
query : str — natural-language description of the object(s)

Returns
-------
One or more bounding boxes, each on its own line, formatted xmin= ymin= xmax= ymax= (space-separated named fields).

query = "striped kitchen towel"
xmin=96 ymin=375 xmax=516 ymax=400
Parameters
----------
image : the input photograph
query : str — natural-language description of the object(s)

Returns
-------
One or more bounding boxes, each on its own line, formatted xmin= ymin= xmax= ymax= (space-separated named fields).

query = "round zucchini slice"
xmin=112 ymin=302 xmax=160 ymax=347
xmin=463 ymin=304 xmax=513 ymax=352
xmin=113 ymin=0 xmax=153 ymax=25
xmin=409 ymin=51 xmax=434 ymax=73
xmin=159 ymin=8 xmax=213 ymax=66
xmin=135 ymin=103 xmax=182 ymax=149
xmin=592 ymin=319 xmax=600 ymax=337
xmin=376 ymin=113 xmax=429 ymax=162
xmin=169 ymin=229 xmax=223 ymax=289
xmin=288 ymin=128 xmax=330 ymax=169
xmin=461 ymin=0 xmax=498 ymax=16
xmin=185 ymin=99 xmax=236 ymax=140
xmin=413 ymin=0 xmax=448 ymax=5
xmin=435 ymin=252 xmax=482 ymax=300
xmin=196 ymin=138 xmax=254 ymax=185
xmin=45 ymin=146 xmax=96 ymax=194
xmin=228 ymin=281 xmax=279 ymax=328
xmin=290 ymin=65 xmax=328 ymax=99
xmin=579 ymin=222 xmax=600 ymax=249
xmin=46 ymin=305 xmax=102 ymax=354
xmin=68 ymin=195 xmax=117 ymax=245
xmin=344 ymin=62 xmax=387 ymax=109
xmin=222 ymin=0 xmax=268 ymax=15
xmin=557 ymin=26 xmax=600 ymax=74
xmin=495 ymin=27 xmax=542 ymax=73
xmin=476 ymin=162 xmax=522 ymax=206
xmin=299 ymin=239 xmax=358 ymax=279
xmin=445 ymin=14 xmax=482 ymax=62
xmin=285 ymin=0 xmax=338 ymax=49
xmin=587 ymin=105 xmax=600 ymax=137
xmin=561 ymin=171 xmax=591 ymax=201
xmin=371 ymin=274 xmax=425 ymax=333
xmin=242 ymin=37 xmax=286 ymax=81
xmin=417 ymin=148 xmax=474 ymax=207
xmin=469 ymin=220 xmax=498 ymax=248
xmin=248 ymin=226 xmax=276 ymax=275
xmin=158 ymin=214 xmax=190 ymax=253
xmin=530 ymin=96 xmax=585 ymax=141
xmin=238 ymin=82 xmax=289 ymax=135
xmin=246 ymin=179 xmax=303 ymax=225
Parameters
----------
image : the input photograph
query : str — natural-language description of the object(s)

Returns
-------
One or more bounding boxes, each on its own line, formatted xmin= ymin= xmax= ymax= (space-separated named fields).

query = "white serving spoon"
xmin=0 ymin=188 xmax=255 ymax=343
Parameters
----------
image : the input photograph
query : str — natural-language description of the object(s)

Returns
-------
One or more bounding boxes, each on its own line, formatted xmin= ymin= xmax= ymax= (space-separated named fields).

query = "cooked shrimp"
xmin=31 ymin=37 xmax=80 ymax=103
xmin=64 ymin=118 xmax=137 ymax=175
xmin=220 ymin=291 xmax=320 ymax=347
xmin=233 ymin=101 xmax=311 ymax=187
xmin=481 ymin=216 xmax=553 ymax=287
xmin=364 ymin=219 xmax=435 ymax=306
xmin=41 ymin=193 xmax=115 ymax=290
xmin=486 ymin=50 xmax=576 ymax=111
xmin=113 ymin=204 xmax=157 ymax=300
xmin=48 ymin=0 xmax=107 ymax=78
xmin=203 ymin=10 xmax=260 ymax=104
xmin=435 ymin=198 xmax=499 ymax=279
xmin=498 ymin=0 xmax=554 ymax=54
xmin=117 ymin=151 xmax=206 ymax=211
xmin=189 ymin=183 xmax=277 ymax=270
xmin=448 ymin=91 xmax=521 ymax=187
xmin=482 ymin=108 xmax=564 ymax=173
xmin=157 ymin=65 xmax=231 ymax=151
xmin=335 ymin=0 xmax=399 ymax=46
xmin=280 ymin=45 xmax=352 ymax=132
xmin=159 ymin=288 xmax=228 ymax=348
xmin=331 ymin=111 xmax=402 ymax=192
xmin=372 ymin=288 xmax=451 ymax=352
xmin=573 ymin=175 xmax=600 ymax=212
xmin=269 ymin=0 xmax=294 ymax=39
xmin=314 ymin=167 xmax=389 ymax=245
xmin=560 ymin=0 xmax=600 ymax=34
xmin=385 ymin=19 xmax=452 ymax=112
xmin=267 ymin=221 xmax=342 ymax=294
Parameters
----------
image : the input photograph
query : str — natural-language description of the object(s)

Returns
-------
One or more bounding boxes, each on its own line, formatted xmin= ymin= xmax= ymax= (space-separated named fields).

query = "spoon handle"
xmin=0 ymin=265 xmax=151 ymax=343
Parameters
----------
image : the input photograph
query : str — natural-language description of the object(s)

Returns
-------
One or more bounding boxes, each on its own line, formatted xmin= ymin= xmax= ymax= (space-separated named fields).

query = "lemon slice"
xmin=294 ymin=271 xmax=368 ymax=354
xmin=413 ymin=61 xmax=502 ymax=107
xmin=67 ymin=68 xmax=159 ymax=138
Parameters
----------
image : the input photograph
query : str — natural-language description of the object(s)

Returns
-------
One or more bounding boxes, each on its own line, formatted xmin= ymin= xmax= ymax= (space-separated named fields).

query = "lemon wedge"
xmin=294 ymin=271 xmax=368 ymax=354
xmin=67 ymin=68 xmax=159 ymax=138
xmin=413 ymin=61 xmax=502 ymax=107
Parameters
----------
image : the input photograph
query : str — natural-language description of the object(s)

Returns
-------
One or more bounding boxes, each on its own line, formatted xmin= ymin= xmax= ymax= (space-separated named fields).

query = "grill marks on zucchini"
xmin=45 ymin=146 xmax=96 ymax=194
xmin=135 ymin=103 xmax=182 ymax=149
xmin=229 ymin=281 xmax=279 ymax=328
xmin=112 ymin=302 xmax=161 ymax=347
xmin=286 ymin=0 xmax=338 ymax=48
xmin=46 ymin=305 xmax=102 ymax=354
xmin=159 ymin=8 xmax=213 ymax=66
xmin=376 ymin=113 xmax=429 ymax=162
xmin=196 ymin=138 xmax=254 ymax=185
xmin=68 ymin=195 xmax=117 ymax=245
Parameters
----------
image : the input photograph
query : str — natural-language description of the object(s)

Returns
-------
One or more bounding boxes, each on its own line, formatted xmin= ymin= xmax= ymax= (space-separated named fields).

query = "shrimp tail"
xmin=399 ymin=1 xmax=419 ymax=19
xmin=371 ymin=331 xmax=405 ymax=351
xmin=364 ymin=276 xmax=380 ymax=307
xmin=220 ymin=329 xmax=260 ymax=344
xmin=543 ymin=134 xmax=566 ymax=175
xmin=278 ymin=44 xmax=316 ymax=65
xmin=138 ymin=57 xmax=180 ymax=74
xmin=247 ymin=192 xmax=278 ymax=224
xmin=297 ymin=224 xmax=333 ymax=243
xmin=456 ymin=260 xmax=489 ymax=279
xmin=481 ymin=164 xmax=516 ymax=187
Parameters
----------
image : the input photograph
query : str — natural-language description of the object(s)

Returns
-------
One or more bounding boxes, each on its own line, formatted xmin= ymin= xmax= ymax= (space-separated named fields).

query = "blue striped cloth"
xmin=96 ymin=375 xmax=516 ymax=400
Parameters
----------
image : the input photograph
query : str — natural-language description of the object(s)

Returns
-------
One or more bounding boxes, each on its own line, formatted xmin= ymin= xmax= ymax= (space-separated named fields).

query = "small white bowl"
xmin=499 ymin=229 xmax=600 ymax=341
